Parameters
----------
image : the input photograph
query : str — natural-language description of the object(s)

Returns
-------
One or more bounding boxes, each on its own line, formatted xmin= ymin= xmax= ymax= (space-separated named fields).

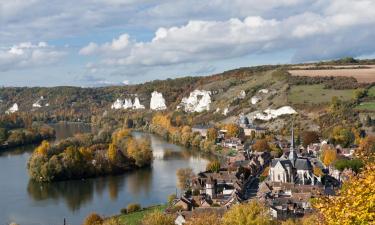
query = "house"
xmin=238 ymin=114 xmax=267 ymax=136
xmin=222 ymin=137 xmax=244 ymax=150
xmin=258 ymin=181 xmax=324 ymax=219
xmin=192 ymin=125 xmax=213 ymax=138
xmin=173 ymin=196 xmax=194 ymax=211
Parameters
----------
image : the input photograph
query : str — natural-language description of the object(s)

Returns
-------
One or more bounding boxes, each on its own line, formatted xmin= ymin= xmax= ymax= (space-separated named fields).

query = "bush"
xmin=120 ymin=208 xmax=127 ymax=214
xmin=83 ymin=212 xmax=103 ymax=225
xmin=127 ymin=203 xmax=141 ymax=213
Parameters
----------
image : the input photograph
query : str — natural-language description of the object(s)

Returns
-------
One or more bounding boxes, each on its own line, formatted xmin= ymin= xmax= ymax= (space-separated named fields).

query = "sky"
xmin=1 ymin=0 xmax=375 ymax=87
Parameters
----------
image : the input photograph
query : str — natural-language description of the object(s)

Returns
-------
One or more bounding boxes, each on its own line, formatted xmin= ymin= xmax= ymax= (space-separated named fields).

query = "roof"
xmin=294 ymin=158 xmax=312 ymax=170
xmin=271 ymin=159 xmax=293 ymax=170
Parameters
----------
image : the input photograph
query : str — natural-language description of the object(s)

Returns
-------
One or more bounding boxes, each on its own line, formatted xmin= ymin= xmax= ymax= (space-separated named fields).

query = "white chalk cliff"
xmin=111 ymin=97 xmax=145 ymax=110
xmin=6 ymin=103 xmax=19 ymax=114
xmin=150 ymin=91 xmax=167 ymax=110
xmin=133 ymin=97 xmax=145 ymax=109
xmin=252 ymin=106 xmax=297 ymax=121
xmin=32 ymin=96 xmax=48 ymax=108
xmin=238 ymin=90 xmax=246 ymax=99
xmin=251 ymin=96 xmax=261 ymax=105
xmin=179 ymin=90 xmax=211 ymax=113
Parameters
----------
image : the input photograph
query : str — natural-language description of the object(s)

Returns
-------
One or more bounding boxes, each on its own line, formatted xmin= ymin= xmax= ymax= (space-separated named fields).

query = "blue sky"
xmin=1 ymin=0 xmax=375 ymax=87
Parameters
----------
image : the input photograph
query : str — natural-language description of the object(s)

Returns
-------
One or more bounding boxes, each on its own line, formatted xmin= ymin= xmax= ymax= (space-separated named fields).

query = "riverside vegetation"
xmin=27 ymin=128 xmax=153 ymax=182
xmin=0 ymin=114 xmax=55 ymax=149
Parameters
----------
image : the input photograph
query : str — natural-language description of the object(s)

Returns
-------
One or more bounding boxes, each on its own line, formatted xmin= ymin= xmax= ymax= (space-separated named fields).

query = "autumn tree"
xmin=313 ymin=167 xmax=323 ymax=177
xmin=314 ymin=161 xmax=375 ymax=224
xmin=176 ymin=168 xmax=194 ymax=190
xmin=141 ymin=211 xmax=174 ymax=225
xmin=331 ymin=126 xmax=354 ymax=147
xmin=34 ymin=140 xmax=50 ymax=155
xmin=82 ymin=212 xmax=103 ymax=225
xmin=185 ymin=213 xmax=221 ymax=225
xmin=224 ymin=124 xmax=240 ymax=138
xmin=252 ymin=139 xmax=270 ymax=152
xmin=127 ymin=138 xmax=153 ymax=167
xmin=107 ymin=143 xmax=118 ymax=162
xmin=321 ymin=145 xmax=337 ymax=167
xmin=356 ymin=135 xmax=375 ymax=161
xmin=301 ymin=131 xmax=319 ymax=147
xmin=112 ymin=128 xmax=131 ymax=145
xmin=206 ymin=160 xmax=221 ymax=172
xmin=206 ymin=127 xmax=218 ymax=142
xmin=222 ymin=200 xmax=275 ymax=225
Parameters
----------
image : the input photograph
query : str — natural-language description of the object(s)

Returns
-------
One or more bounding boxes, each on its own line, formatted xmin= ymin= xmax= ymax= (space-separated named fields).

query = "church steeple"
xmin=288 ymin=122 xmax=297 ymax=165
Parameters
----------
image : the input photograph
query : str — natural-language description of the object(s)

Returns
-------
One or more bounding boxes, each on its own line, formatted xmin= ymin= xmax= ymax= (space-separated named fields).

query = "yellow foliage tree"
xmin=314 ymin=161 xmax=375 ymax=225
xmin=107 ymin=143 xmax=118 ymax=162
xmin=224 ymin=124 xmax=240 ymax=138
xmin=34 ymin=140 xmax=50 ymax=155
xmin=141 ymin=211 xmax=174 ymax=225
xmin=127 ymin=138 xmax=153 ymax=167
xmin=221 ymin=201 xmax=275 ymax=225
xmin=112 ymin=128 xmax=131 ymax=145
xmin=321 ymin=145 xmax=337 ymax=167
xmin=185 ymin=213 xmax=221 ymax=225
xmin=313 ymin=167 xmax=323 ymax=177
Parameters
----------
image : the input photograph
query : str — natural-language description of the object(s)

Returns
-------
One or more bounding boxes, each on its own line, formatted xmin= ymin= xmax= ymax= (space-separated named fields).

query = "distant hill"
xmin=0 ymin=59 xmax=374 ymax=134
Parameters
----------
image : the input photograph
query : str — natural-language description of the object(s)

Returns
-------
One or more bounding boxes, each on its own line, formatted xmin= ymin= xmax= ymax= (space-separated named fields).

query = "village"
xmin=167 ymin=114 xmax=356 ymax=225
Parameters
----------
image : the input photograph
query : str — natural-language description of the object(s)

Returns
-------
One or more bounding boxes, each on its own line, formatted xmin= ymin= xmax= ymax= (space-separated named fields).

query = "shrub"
xmin=82 ymin=212 xmax=103 ymax=225
xmin=127 ymin=203 xmax=141 ymax=213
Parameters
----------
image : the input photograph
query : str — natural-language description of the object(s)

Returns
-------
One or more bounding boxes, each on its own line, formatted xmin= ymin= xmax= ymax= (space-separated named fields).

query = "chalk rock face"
xmin=222 ymin=107 xmax=229 ymax=116
xmin=150 ymin=91 xmax=167 ymax=110
xmin=111 ymin=99 xmax=124 ymax=109
xmin=6 ymin=103 xmax=18 ymax=114
xmin=253 ymin=106 xmax=297 ymax=121
xmin=251 ymin=96 xmax=261 ymax=105
xmin=32 ymin=96 xmax=47 ymax=108
xmin=180 ymin=90 xmax=211 ymax=113
xmin=133 ymin=97 xmax=145 ymax=109
xmin=238 ymin=90 xmax=246 ymax=99
xmin=32 ymin=101 xmax=42 ymax=108
xmin=111 ymin=97 xmax=145 ymax=110
xmin=123 ymin=98 xmax=133 ymax=109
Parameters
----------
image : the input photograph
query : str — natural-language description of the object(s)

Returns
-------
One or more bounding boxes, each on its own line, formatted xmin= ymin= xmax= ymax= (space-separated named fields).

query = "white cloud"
xmin=80 ymin=0 xmax=375 ymax=70
xmin=79 ymin=34 xmax=131 ymax=55
xmin=0 ymin=41 xmax=65 ymax=71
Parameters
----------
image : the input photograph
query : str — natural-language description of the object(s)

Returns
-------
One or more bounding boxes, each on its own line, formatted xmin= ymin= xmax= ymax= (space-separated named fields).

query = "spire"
xmin=288 ymin=122 xmax=297 ymax=165
xmin=290 ymin=123 xmax=294 ymax=151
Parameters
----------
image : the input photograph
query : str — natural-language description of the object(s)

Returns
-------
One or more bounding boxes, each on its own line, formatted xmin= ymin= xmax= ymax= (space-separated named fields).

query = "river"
xmin=0 ymin=123 xmax=211 ymax=225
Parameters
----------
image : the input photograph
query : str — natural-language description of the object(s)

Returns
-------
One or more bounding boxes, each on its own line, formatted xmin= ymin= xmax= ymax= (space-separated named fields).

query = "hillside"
xmin=0 ymin=59 xmax=374 ymax=135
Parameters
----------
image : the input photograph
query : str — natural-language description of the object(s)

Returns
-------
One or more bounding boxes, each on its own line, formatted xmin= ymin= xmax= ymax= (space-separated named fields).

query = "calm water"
xmin=0 ymin=123 xmax=210 ymax=225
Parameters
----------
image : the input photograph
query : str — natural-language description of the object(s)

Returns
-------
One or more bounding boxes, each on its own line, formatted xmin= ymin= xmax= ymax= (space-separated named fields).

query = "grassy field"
xmin=117 ymin=205 xmax=166 ymax=225
xmin=355 ymin=102 xmax=375 ymax=111
xmin=288 ymin=84 xmax=355 ymax=105
xmin=369 ymin=86 xmax=375 ymax=97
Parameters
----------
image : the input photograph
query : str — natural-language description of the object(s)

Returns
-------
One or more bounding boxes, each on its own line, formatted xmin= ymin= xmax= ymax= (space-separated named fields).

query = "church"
xmin=269 ymin=127 xmax=318 ymax=185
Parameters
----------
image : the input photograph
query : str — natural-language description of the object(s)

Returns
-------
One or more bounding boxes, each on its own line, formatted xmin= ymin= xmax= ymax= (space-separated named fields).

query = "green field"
xmin=368 ymin=86 xmax=375 ymax=97
xmin=117 ymin=205 xmax=166 ymax=225
xmin=355 ymin=102 xmax=375 ymax=111
xmin=288 ymin=84 xmax=356 ymax=105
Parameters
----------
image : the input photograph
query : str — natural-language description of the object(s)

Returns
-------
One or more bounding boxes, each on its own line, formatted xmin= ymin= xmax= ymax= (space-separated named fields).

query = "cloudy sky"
xmin=1 ymin=0 xmax=375 ymax=87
